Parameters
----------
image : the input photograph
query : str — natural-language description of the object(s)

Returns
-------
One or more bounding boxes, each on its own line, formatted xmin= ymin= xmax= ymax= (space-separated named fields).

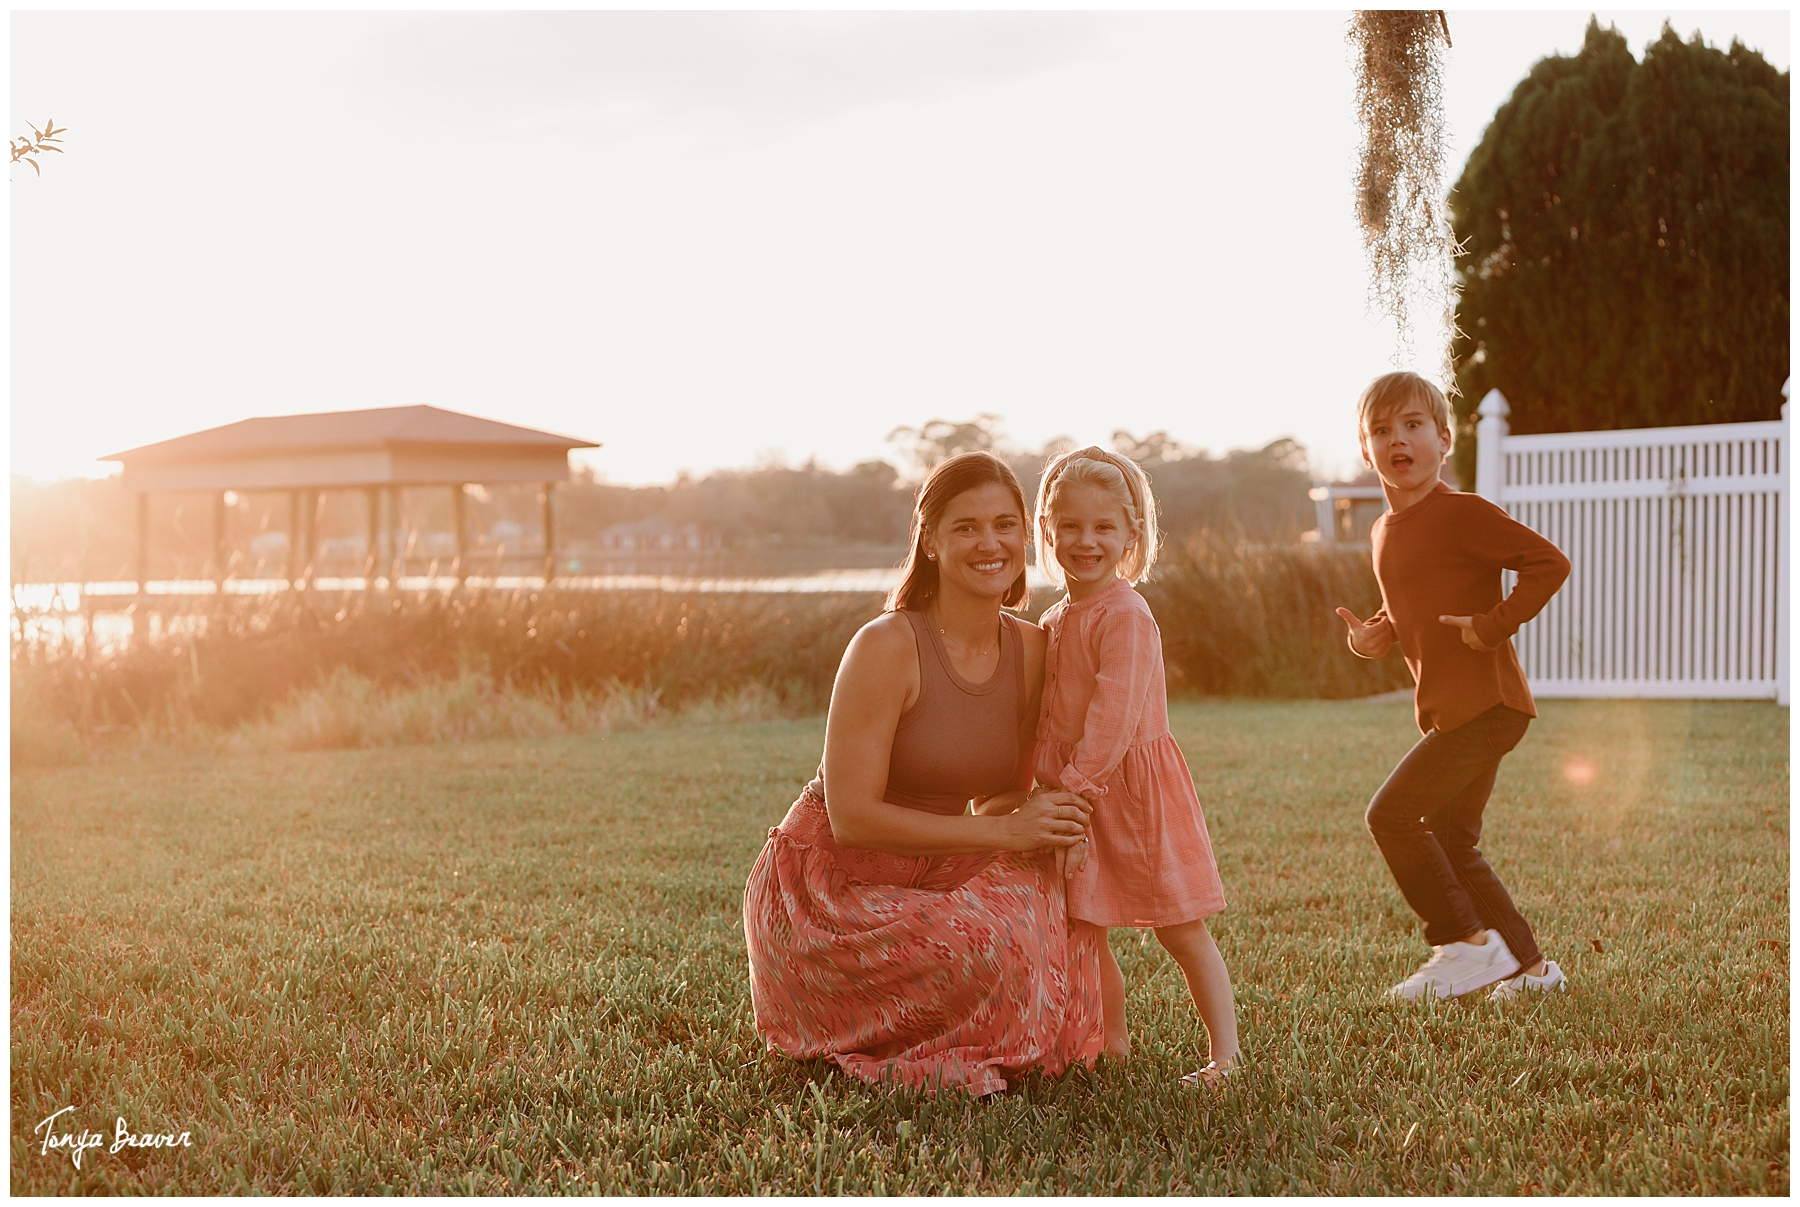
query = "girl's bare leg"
xmin=1097 ymin=930 xmax=1130 ymax=1058
xmin=1152 ymin=918 xmax=1239 ymax=1070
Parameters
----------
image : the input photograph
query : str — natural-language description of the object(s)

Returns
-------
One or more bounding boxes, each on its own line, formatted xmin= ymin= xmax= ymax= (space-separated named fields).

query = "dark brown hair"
xmin=886 ymin=451 xmax=1029 ymax=612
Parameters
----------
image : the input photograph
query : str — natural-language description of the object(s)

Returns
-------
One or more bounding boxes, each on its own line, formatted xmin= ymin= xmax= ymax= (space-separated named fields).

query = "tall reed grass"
xmin=12 ymin=539 xmax=1411 ymax=766
xmin=10 ymin=589 xmax=880 ymax=766
xmin=1142 ymin=536 xmax=1413 ymax=699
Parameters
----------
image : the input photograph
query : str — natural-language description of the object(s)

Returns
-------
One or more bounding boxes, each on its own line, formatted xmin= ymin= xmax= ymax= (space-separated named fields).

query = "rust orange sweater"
xmin=1357 ymin=481 xmax=1571 ymax=735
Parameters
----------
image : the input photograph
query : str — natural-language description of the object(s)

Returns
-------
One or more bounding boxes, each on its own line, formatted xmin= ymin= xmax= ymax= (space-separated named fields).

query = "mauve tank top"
xmin=809 ymin=609 xmax=1026 ymax=816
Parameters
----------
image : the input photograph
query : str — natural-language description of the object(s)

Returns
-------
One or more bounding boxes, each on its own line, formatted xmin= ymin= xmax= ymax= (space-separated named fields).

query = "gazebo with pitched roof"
xmin=103 ymin=405 xmax=599 ymax=591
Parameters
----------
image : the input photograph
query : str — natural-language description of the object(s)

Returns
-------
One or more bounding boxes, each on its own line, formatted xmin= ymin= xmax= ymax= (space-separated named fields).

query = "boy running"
xmin=1334 ymin=372 xmax=1572 ymax=1001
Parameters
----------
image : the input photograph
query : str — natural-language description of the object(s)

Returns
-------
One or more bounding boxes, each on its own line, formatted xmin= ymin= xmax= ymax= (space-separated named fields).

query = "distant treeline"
xmin=562 ymin=422 xmax=1316 ymax=547
xmin=9 ymin=417 xmax=1317 ymax=583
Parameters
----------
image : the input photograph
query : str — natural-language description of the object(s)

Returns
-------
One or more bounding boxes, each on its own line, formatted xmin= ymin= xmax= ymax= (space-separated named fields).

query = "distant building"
xmin=1308 ymin=463 xmax=1466 ymax=545
xmin=248 ymin=531 xmax=290 ymax=557
xmin=1308 ymin=473 xmax=1385 ymax=545
xmin=485 ymin=519 xmax=537 ymax=546
xmin=595 ymin=517 xmax=704 ymax=551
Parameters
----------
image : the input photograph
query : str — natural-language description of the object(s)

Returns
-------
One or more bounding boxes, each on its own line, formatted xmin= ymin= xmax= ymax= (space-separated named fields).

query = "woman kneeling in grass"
xmin=743 ymin=452 xmax=1104 ymax=1096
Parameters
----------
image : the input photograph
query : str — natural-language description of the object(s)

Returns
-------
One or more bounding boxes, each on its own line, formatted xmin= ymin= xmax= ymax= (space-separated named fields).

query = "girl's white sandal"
xmin=1180 ymin=1061 xmax=1233 ymax=1088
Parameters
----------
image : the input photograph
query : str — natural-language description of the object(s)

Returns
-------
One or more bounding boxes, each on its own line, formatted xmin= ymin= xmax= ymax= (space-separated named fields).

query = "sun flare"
xmin=1563 ymin=756 xmax=1598 ymax=786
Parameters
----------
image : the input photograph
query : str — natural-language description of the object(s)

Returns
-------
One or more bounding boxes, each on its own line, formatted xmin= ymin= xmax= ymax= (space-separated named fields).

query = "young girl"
xmin=1032 ymin=446 xmax=1239 ymax=1085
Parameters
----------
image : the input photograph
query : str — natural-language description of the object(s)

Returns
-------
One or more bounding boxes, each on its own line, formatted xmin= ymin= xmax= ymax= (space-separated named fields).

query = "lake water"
xmin=12 ymin=567 xmax=1064 ymax=652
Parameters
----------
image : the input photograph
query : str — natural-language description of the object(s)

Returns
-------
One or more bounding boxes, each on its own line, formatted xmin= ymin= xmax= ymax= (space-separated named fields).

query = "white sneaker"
xmin=1387 ymin=930 xmax=1522 ymax=1001
xmin=1489 ymin=959 xmax=1567 ymax=1001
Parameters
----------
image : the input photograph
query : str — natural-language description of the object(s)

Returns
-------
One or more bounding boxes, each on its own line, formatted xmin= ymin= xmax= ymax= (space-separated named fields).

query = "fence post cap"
xmin=1477 ymin=389 xmax=1510 ymax=419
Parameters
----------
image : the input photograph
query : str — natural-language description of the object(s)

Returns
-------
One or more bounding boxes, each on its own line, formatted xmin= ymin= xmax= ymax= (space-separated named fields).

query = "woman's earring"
xmin=927 ymin=553 xmax=937 ymax=561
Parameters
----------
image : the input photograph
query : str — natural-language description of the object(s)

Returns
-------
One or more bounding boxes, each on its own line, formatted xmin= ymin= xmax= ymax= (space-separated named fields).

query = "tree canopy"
xmin=1448 ymin=20 xmax=1788 ymax=481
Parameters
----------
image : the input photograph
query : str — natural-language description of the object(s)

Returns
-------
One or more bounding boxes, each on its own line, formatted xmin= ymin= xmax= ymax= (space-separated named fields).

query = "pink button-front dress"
xmin=1034 ymin=577 xmax=1226 ymax=929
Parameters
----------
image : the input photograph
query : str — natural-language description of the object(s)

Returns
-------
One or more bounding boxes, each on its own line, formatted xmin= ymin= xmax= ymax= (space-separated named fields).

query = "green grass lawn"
xmin=11 ymin=699 xmax=1789 ymax=1193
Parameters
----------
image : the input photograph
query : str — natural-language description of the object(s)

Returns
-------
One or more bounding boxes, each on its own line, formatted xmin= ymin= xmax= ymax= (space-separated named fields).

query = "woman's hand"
xmin=1001 ymin=789 xmax=1092 ymax=853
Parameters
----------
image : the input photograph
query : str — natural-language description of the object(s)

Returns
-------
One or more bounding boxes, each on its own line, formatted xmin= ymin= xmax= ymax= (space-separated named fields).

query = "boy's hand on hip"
xmin=1439 ymin=615 xmax=1497 ymax=653
xmin=1334 ymin=607 xmax=1394 ymax=658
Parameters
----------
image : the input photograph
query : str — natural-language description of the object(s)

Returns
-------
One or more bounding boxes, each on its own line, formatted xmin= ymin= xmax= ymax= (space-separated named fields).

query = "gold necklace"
xmin=934 ymin=610 xmax=998 ymax=659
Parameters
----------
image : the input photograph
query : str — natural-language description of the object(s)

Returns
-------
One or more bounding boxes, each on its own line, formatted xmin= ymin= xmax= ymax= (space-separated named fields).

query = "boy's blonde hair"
xmin=1357 ymin=371 xmax=1454 ymax=447
xmin=1033 ymin=446 xmax=1160 ymax=586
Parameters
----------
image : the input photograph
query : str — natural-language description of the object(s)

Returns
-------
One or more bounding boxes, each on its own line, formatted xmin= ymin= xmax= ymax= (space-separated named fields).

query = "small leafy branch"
xmin=12 ymin=118 xmax=67 ymax=176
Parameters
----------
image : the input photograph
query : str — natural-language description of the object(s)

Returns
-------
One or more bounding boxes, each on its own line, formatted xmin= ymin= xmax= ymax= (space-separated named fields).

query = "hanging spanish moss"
xmin=1349 ymin=11 xmax=1455 ymax=378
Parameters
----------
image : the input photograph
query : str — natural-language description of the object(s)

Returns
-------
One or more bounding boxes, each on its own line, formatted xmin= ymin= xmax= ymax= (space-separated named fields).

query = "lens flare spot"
xmin=1563 ymin=757 xmax=1598 ymax=786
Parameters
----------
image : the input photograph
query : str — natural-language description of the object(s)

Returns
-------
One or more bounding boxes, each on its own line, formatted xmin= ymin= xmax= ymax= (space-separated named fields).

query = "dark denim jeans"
xmin=1365 ymin=704 xmax=1542 ymax=970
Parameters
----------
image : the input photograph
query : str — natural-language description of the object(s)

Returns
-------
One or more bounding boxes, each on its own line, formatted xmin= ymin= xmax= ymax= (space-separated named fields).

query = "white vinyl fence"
xmin=1474 ymin=390 xmax=1789 ymax=703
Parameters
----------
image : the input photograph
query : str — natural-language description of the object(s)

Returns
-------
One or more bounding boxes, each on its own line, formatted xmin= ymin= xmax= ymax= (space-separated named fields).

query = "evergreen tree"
xmin=1448 ymin=20 xmax=1788 ymax=483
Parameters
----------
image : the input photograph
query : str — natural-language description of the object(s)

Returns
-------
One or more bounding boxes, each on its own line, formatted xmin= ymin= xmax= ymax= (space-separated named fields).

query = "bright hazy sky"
xmin=10 ymin=8 xmax=1790 ymax=486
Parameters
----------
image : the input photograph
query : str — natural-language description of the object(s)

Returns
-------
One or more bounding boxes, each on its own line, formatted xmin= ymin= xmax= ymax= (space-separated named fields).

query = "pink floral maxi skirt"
xmin=743 ymin=787 xmax=1104 ymax=1096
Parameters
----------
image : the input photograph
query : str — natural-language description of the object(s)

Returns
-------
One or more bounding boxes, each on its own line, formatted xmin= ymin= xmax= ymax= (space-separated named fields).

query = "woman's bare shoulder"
xmin=846 ymin=610 xmax=919 ymax=666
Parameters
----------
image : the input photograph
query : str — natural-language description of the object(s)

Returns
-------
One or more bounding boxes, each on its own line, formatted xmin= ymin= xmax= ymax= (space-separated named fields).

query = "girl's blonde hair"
xmin=1033 ymin=446 xmax=1160 ymax=586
